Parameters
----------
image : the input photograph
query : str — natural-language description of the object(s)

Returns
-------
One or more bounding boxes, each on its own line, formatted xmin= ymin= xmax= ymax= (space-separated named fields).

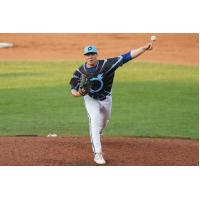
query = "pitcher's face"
xmin=85 ymin=53 xmax=98 ymax=66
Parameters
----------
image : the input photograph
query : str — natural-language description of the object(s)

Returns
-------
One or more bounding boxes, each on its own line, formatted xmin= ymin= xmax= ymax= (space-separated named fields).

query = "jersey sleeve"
xmin=105 ymin=56 xmax=124 ymax=73
xmin=121 ymin=51 xmax=132 ymax=64
xmin=69 ymin=69 xmax=81 ymax=91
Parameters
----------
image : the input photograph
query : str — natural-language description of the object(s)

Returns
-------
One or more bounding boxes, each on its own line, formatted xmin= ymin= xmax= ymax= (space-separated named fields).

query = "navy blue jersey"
xmin=69 ymin=52 xmax=132 ymax=100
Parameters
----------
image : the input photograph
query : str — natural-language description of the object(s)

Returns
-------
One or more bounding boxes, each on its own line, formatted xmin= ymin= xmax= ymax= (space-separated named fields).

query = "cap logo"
xmin=88 ymin=46 xmax=92 ymax=50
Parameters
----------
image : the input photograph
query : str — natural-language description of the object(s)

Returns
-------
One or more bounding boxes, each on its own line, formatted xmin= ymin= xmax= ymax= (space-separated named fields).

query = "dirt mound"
xmin=0 ymin=33 xmax=198 ymax=65
xmin=0 ymin=136 xmax=198 ymax=166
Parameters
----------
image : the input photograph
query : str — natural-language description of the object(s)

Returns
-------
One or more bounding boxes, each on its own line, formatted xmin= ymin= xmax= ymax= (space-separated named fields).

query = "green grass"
xmin=0 ymin=61 xmax=198 ymax=139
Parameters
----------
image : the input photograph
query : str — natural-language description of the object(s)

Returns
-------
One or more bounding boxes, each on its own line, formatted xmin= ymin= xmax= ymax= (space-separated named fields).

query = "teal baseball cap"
xmin=83 ymin=45 xmax=97 ymax=55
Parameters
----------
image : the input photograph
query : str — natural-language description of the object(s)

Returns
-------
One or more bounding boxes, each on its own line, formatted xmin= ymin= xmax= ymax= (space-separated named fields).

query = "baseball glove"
xmin=79 ymin=74 xmax=90 ymax=96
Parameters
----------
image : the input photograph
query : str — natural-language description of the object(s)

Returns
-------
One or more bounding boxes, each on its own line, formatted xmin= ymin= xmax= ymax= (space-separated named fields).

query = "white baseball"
xmin=150 ymin=35 xmax=157 ymax=42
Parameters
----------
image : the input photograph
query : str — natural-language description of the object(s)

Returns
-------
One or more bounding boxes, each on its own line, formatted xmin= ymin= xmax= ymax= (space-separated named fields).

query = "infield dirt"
xmin=0 ymin=33 xmax=198 ymax=66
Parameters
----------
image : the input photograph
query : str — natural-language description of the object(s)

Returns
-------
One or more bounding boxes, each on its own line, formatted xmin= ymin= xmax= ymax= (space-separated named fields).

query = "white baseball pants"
xmin=83 ymin=95 xmax=112 ymax=154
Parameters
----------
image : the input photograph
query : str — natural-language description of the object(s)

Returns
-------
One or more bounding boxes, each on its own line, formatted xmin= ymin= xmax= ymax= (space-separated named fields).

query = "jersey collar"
xmin=84 ymin=60 xmax=99 ymax=69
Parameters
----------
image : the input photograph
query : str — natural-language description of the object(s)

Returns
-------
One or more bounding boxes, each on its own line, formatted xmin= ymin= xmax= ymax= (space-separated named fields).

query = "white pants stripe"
xmin=84 ymin=95 xmax=112 ymax=154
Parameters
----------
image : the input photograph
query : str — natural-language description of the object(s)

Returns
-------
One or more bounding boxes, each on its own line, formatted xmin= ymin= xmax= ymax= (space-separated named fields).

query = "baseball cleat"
xmin=94 ymin=153 xmax=106 ymax=165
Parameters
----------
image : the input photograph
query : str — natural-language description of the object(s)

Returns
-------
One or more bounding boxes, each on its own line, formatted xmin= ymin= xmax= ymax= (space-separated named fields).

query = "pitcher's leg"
xmin=88 ymin=113 xmax=102 ymax=153
xmin=84 ymin=95 xmax=102 ymax=154
xmin=99 ymin=106 xmax=110 ymax=134
xmin=99 ymin=96 xmax=112 ymax=134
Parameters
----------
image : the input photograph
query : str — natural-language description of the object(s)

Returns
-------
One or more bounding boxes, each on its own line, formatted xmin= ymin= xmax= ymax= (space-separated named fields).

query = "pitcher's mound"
xmin=0 ymin=136 xmax=198 ymax=166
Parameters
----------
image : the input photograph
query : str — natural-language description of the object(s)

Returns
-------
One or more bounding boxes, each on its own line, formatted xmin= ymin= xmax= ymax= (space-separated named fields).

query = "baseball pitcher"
xmin=69 ymin=38 xmax=154 ymax=164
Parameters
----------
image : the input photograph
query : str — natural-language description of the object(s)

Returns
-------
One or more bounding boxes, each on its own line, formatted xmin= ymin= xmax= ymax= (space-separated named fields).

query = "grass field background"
xmin=0 ymin=61 xmax=198 ymax=139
